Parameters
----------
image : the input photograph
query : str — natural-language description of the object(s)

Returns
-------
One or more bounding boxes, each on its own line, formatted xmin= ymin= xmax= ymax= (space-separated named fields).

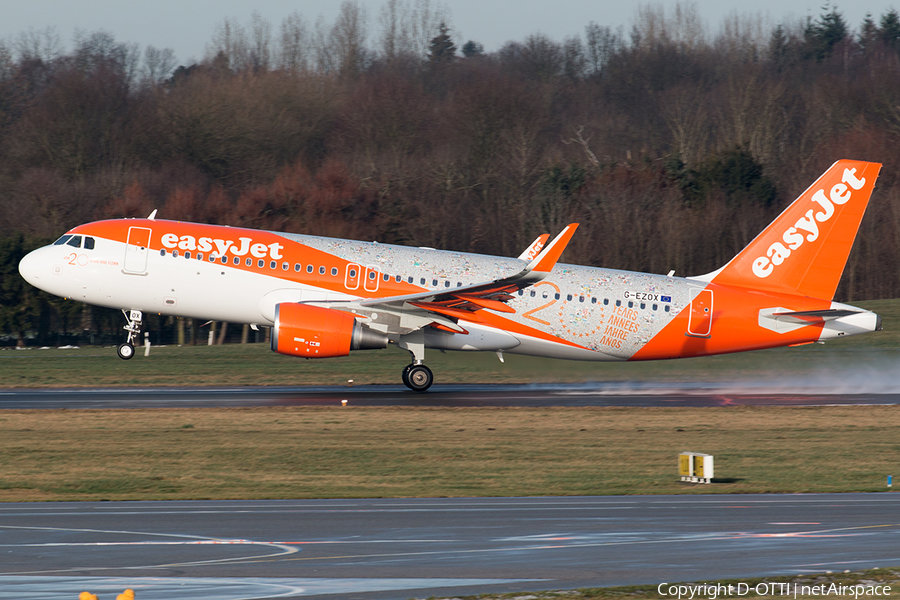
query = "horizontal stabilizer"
xmin=770 ymin=308 xmax=862 ymax=324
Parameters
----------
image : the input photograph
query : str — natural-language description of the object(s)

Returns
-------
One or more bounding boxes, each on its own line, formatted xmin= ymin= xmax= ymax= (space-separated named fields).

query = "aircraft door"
xmin=345 ymin=263 xmax=361 ymax=290
xmin=123 ymin=227 xmax=151 ymax=275
xmin=687 ymin=288 xmax=713 ymax=337
xmin=364 ymin=266 xmax=380 ymax=292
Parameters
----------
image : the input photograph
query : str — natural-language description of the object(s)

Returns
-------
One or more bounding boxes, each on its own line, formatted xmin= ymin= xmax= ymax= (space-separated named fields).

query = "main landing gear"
xmin=398 ymin=330 xmax=433 ymax=392
xmin=401 ymin=363 xmax=433 ymax=392
xmin=117 ymin=309 xmax=142 ymax=360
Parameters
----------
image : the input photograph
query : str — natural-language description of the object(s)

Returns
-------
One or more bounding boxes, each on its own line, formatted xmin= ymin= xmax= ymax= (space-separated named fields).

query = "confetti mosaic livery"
xmin=19 ymin=160 xmax=883 ymax=391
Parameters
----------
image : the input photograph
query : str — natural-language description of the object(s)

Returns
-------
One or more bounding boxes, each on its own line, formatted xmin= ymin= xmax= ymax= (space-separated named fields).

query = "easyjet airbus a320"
xmin=18 ymin=160 xmax=883 ymax=391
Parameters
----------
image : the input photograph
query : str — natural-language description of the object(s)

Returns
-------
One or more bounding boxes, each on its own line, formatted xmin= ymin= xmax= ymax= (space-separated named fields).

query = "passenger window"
xmin=615 ymin=300 xmax=621 ymax=307
xmin=245 ymin=258 xmax=252 ymax=266
xmin=396 ymin=275 xmax=402 ymax=282
xmin=271 ymin=261 xmax=277 ymax=269
xmin=67 ymin=235 xmax=82 ymax=248
xmin=640 ymin=302 xmax=645 ymax=309
xmin=420 ymin=278 xmax=426 ymax=285
xmin=627 ymin=301 xmax=633 ymax=308
xmin=185 ymin=252 xmax=191 ymax=259
xmin=294 ymin=263 xmax=301 ymax=272
xmin=307 ymin=264 xmax=313 ymax=273
xmin=530 ymin=291 xmax=536 ymax=297
xmin=408 ymin=276 xmax=414 ymax=283
xmin=368 ymin=271 xmax=376 ymax=279
xmin=665 ymin=305 xmax=670 ymax=312
xmin=518 ymin=290 xmax=524 ymax=296
xmin=233 ymin=257 xmax=239 ymax=265
xmin=555 ymin=293 xmax=560 ymax=300
xmin=566 ymin=294 xmax=572 ymax=301
xmin=197 ymin=253 xmax=203 ymax=260
xmin=84 ymin=237 xmax=95 ymax=250
xmin=383 ymin=273 xmax=389 ymax=281
xmin=53 ymin=235 xmax=73 ymax=246
xmin=432 ymin=279 xmax=438 ymax=286
xmin=332 ymin=267 xmax=339 ymax=276
xmin=173 ymin=250 xmax=179 ymax=258
xmin=652 ymin=304 xmax=658 ymax=311
xmin=259 ymin=260 xmax=265 ymax=268
xmin=444 ymin=280 xmax=450 ymax=287
xmin=160 ymin=249 xmax=166 ymax=256
xmin=283 ymin=262 xmax=289 ymax=270
xmin=579 ymin=296 xmax=585 ymax=303
xmin=221 ymin=256 xmax=227 ymax=264
xmin=349 ymin=268 xmax=357 ymax=278
xmin=591 ymin=297 xmax=597 ymax=304
xmin=604 ymin=298 xmax=609 ymax=305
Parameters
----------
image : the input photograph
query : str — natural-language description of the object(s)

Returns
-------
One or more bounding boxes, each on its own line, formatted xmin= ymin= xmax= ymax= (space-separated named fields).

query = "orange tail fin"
xmin=710 ymin=160 xmax=881 ymax=300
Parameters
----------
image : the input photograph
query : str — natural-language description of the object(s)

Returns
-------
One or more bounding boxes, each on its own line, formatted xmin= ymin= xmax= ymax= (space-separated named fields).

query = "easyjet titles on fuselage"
xmin=160 ymin=233 xmax=285 ymax=260
xmin=752 ymin=167 xmax=867 ymax=279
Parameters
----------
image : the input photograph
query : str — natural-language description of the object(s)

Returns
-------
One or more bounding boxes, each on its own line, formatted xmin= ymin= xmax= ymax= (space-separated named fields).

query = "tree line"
xmin=2 ymin=1 xmax=900 ymax=345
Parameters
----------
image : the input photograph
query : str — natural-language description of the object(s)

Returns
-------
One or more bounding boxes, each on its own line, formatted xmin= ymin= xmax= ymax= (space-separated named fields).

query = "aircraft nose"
xmin=18 ymin=249 xmax=44 ymax=286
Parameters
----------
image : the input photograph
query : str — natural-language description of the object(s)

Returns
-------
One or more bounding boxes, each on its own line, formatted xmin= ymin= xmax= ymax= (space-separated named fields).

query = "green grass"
xmin=1 ymin=298 xmax=898 ymax=388
xmin=1 ymin=405 xmax=898 ymax=502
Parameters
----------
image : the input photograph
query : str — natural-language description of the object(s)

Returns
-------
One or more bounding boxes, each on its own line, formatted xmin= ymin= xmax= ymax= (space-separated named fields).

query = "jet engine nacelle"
xmin=271 ymin=303 xmax=388 ymax=358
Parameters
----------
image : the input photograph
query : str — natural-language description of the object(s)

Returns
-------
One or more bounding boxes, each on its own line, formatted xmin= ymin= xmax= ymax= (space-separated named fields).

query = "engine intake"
xmin=271 ymin=303 xmax=388 ymax=358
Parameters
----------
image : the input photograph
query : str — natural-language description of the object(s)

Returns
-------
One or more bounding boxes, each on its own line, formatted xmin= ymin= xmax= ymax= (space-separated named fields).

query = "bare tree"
xmin=248 ymin=12 xmax=273 ymax=72
xmin=378 ymin=0 xmax=412 ymax=64
xmin=206 ymin=17 xmax=249 ymax=72
xmin=142 ymin=46 xmax=177 ymax=84
xmin=14 ymin=27 xmax=63 ymax=63
xmin=331 ymin=0 xmax=369 ymax=77
xmin=278 ymin=11 xmax=311 ymax=73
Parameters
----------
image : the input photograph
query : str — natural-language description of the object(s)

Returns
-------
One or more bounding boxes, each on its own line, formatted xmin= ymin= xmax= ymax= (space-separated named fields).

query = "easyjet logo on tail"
xmin=752 ymin=168 xmax=866 ymax=279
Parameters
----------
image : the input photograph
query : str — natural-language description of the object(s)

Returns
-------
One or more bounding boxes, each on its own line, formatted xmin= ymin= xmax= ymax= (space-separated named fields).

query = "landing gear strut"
xmin=399 ymin=330 xmax=433 ymax=392
xmin=118 ymin=309 xmax=142 ymax=360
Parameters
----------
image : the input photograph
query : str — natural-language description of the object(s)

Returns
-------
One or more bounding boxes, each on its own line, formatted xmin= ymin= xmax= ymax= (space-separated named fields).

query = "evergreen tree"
xmin=803 ymin=5 xmax=847 ymax=61
xmin=858 ymin=13 xmax=878 ymax=54
xmin=461 ymin=40 xmax=484 ymax=58
xmin=880 ymin=8 xmax=900 ymax=49
xmin=428 ymin=22 xmax=456 ymax=65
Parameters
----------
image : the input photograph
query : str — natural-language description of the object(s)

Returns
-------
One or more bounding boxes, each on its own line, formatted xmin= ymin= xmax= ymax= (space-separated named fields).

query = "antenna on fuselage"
xmin=147 ymin=209 xmax=158 ymax=220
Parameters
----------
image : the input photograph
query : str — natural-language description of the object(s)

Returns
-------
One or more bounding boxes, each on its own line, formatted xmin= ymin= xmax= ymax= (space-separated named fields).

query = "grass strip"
xmin=1 ymin=405 xmax=898 ymax=502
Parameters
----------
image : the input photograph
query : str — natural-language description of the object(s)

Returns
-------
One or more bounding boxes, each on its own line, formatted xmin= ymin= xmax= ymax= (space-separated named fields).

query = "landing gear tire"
xmin=405 ymin=364 xmax=433 ymax=392
xmin=401 ymin=364 xmax=413 ymax=388
xmin=117 ymin=343 xmax=135 ymax=360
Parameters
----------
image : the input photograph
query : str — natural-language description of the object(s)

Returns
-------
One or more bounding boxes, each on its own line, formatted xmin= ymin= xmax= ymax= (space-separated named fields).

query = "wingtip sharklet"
xmin=527 ymin=223 xmax=579 ymax=273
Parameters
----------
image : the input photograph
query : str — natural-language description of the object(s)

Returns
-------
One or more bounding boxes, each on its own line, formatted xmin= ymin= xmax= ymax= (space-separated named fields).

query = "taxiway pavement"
xmin=1 ymin=494 xmax=899 ymax=599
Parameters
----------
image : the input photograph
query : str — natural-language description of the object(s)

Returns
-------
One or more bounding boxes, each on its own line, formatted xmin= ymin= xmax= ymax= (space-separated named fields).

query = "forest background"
xmin=1 ymin=0 xmax=900 ymax=346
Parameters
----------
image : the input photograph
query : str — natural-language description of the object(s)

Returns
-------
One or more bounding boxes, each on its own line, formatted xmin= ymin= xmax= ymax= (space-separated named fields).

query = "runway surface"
xmin=1 ymin=495 xmax=899 ymax=599
xmin=2 ymin=382 xmax=900 ymax=408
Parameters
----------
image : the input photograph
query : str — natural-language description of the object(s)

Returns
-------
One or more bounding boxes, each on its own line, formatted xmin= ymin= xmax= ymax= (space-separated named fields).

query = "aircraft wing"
xmin=359 ymin=224 xmax=578 ymax=316
xmin=305 ymin=224 xmax=578 ymax=335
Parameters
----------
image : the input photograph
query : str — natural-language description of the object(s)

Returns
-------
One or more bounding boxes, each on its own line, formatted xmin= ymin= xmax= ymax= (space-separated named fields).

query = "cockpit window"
xmin=53 ymin=235 xmax=73 ymax=246
xmin=66 ymin=235 xmax=82 ymax=248
xmin=84 ymin=237 xmax=95 ymax=250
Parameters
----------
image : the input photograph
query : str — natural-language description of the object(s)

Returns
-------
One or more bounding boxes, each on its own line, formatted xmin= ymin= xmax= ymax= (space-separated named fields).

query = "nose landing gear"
xmin=117 ymin=309 xmax=142 ymax=360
